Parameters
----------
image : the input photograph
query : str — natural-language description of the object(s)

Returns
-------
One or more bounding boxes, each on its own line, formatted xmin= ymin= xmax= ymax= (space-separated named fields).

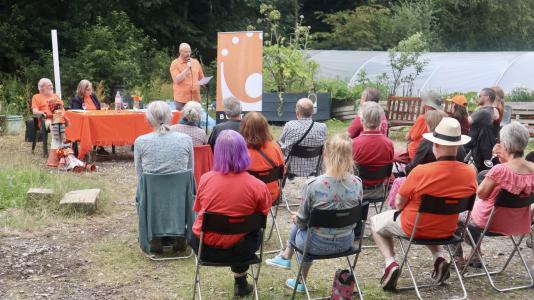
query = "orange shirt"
xmin=398 ymin=160 xmax=476 ymax=239
xmin=31 ymin=93 xmax=63 ymax=119
xmin=83 ymin=95 xmax=97 ymax=110
xmin=170 ymin=57 xmax=204 ymax=103
xmin=247 ymin=141 xmax=286 ymax=203
xmin=407 ymin=114 xmax=428 ymax=159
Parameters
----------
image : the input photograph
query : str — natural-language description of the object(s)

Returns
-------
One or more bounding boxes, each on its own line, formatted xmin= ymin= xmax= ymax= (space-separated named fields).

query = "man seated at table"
xmin=31 ymin=78 xmax=67 ymax=166
xmin=279 ymin=98 xmax=327 ymax=178
xmin=370 ymin=117 xmax=476 ymax=291
xmin=352 ymin=101 xmax=394 ymax=199
xmin=208 ymin=96 xmax=242 ymax=150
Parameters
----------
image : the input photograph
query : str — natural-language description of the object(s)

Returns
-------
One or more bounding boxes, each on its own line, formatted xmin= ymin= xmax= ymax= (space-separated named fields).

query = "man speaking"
xmin=170 ymin=43 xmax=205 ymax=111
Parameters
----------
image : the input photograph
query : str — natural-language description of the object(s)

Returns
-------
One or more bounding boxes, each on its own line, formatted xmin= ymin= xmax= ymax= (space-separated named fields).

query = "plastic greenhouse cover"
xmin=305 ymin=50 xmax=534 ymax=95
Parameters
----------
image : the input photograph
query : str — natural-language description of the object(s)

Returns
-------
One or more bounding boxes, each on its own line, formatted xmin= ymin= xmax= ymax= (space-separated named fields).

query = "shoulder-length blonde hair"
xmin=323 ymin=133 xmax=354 ymax=180
xmin=76 ymin=80 xmax=93 ymax=98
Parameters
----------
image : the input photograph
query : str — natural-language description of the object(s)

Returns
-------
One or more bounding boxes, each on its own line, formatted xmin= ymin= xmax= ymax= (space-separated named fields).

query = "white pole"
xmin=51 ymin=29 xmax=62 ymax=99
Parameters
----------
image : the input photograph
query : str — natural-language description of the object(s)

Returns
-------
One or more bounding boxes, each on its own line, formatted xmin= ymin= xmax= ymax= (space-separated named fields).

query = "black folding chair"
xmin=357 ymin=164 xmax=393 ymax=214
xmin=192 ymin=212 xmax=267 ymax=300
xmin=248 ymin=166 xmax=285 ymax=254
xmin=283 ymin=144 xmax=324 ymax=211
xmin=462 ymin=189 xmax=534 ymax=291
xmin=30 ymin=113 xmax=49 ymax=157
xmin=396 ymin=194 xmax=476 ymax=300
xmin=289 ymin=203 xmax=369 ymax=300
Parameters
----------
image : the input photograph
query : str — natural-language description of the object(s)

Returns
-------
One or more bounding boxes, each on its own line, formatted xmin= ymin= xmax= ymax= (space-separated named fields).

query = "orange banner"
xmin=216 ymin=31 xmax=263 ymax=121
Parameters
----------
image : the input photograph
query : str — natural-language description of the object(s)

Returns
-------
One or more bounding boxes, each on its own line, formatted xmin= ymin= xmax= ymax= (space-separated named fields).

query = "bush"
xmin=0 ymin=75 xmax=32 ymax=116
xmin=316 ymin=79 xmax=363 ymax=102
xmin=507 ymin=87 xmax=534 ymax=102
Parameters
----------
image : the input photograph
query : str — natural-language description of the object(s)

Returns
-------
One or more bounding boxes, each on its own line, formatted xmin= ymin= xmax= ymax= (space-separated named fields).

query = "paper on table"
xmin=197 ymin=76 xmax=213 ymax=86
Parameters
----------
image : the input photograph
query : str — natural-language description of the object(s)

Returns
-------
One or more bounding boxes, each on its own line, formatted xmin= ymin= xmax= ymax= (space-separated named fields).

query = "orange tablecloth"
xmin=193 ymin=145 xmax=213 ymax=188
xmin=65 ymin=110 xmax=182 ymax=159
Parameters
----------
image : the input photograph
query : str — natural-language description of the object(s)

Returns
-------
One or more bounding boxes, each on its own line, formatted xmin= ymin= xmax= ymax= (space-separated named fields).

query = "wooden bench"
xmin=508 ymin=102 xmax=534 ymax=136
xmin=386 ymin=96 xmax=422 ymax=127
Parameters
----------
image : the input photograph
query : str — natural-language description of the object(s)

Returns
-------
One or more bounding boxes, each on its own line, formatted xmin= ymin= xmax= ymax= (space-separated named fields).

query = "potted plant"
xmin=258 ymin=5 xmax=331 ymax=122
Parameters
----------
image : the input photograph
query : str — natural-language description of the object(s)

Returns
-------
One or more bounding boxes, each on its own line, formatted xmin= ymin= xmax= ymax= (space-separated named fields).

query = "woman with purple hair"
xmin=190 ymin=130 xmax=272 ymax=298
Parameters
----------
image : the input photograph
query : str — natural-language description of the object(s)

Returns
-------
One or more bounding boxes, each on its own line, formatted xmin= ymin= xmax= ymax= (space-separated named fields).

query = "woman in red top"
xmin=240 ymin=112 xmax=285 ymax=204
xmin=190 ymin=130 xmax=272 ymax=297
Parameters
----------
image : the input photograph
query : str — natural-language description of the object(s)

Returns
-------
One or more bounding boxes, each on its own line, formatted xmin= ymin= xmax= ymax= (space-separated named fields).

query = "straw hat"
xmin=423 ymin=117 xmax=471 ymax=146
xmin=421 ymin=90 xmax=443 ymax=110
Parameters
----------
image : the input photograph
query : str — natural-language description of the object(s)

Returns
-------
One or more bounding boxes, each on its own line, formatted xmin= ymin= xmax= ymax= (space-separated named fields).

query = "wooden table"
xmin=65 ymin=110 xmax=182 ymax=159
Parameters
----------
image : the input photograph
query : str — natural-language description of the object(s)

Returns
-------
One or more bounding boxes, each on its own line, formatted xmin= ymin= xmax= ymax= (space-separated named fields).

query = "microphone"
xmin=187 ymin=58 xmax=192 ymax=69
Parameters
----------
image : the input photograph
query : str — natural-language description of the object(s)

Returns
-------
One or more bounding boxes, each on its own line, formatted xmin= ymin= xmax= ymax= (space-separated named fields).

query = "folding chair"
xmin=248 ymin=166 xmax=285 ymax=254
xmin=396 ymin=194 xmax=476 ymax=300
xmin=462 ymin=189 xmax=534 ymax=291
xmin=357 ymin=164 xmax=393 ymax=214
xmin=137 ymin=171 xmax=196 ymax=261
xmin=283 ymin=144 xmax=324 ymax=211
xmin=192 ymin=212 xmax=267 ymax=300
xmin=289 ymin=202 xmax=369 ymax=300
xmin=30 ymin=113 xmax=49 ymax=157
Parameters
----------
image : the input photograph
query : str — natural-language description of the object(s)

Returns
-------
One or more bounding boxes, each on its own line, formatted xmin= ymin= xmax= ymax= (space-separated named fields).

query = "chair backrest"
xmin=418 ymin=194 xmax=476 ymax=215
xmin=248 ymin=165 xmax=284 ymax=184
xmin=357 ymin=164 xmax=393 ymax=181
xmin=308 ymin=202 xmax=369 ymax=228
xmin=289 ymin=144 xmax=323 ymax=159
xmin=193 ymin=145 xmax=213 ymax=186
xmin=386 ymin=96 xmax=422 ymax=126
xmin=202 ymin=212 xmax=267 ymax=234
xmin=494 ymin=189 xmax=534 ymax=208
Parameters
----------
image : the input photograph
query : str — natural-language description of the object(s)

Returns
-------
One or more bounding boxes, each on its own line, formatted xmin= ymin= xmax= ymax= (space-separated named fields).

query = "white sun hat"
xmin=423 ymin=117 xmax=471 ymax=146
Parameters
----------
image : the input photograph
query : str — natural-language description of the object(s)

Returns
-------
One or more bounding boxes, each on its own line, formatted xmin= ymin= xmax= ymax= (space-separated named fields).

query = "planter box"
xmin=262 ymin=92 xmax=331 ymax=122
xmin=331 ymin=100 xmax=357 ymax=121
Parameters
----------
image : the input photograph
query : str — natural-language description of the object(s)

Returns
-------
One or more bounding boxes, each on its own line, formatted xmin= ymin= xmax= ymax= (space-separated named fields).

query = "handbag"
xmin=330 ymin=269 xmax=355 ymax=300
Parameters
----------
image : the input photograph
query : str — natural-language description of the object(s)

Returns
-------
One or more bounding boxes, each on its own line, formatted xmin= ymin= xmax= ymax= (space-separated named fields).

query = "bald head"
xmin=179 ymin=43 xmax=191 ymax=59
xmin=296 ymin=98 xmax=314 ymax=119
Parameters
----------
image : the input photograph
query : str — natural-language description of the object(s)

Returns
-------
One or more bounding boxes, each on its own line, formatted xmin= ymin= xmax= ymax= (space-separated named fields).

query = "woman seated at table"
xmin=454 ymin=122 xmax=534 ymax=266
xmin=266 ymin=134 xmax=363 ymax=292
xmin=240 ymin=111 xmax=285 ymax=204
xmin=70 ymin=79 xmax=110 ymax=155
xmin=190 ymin=130 xmax=271 ymax=297
xmin=170 ymin=101 xmax=207 ymax=145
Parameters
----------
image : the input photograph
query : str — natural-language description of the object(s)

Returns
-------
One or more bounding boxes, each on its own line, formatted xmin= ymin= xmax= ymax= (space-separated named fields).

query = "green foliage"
xmin=507 ymin=87 xmax=534 ymax=102
xmin=134 ymin=77 xmax=174 ymax=103
xmin=0 ymin=75 xmax=32 ymax=116
xmin=0 ymin=169 xmax=51 ymax=210
xmin=317 ymin=79 xmax=362 ymax=102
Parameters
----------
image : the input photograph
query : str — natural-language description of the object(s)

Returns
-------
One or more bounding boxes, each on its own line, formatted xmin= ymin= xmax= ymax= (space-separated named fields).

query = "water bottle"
xmin=114 ymin=91 xmax=122 ymax=111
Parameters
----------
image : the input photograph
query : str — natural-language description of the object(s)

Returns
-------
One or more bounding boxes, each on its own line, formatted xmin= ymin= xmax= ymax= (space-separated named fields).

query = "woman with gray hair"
xmin=134 ymin=101 xmax=193 ymax=180
xmin=170 ymin=101 xmax=207 ymax=145
xmin=454 ymin=122 xmax=534 ymax=266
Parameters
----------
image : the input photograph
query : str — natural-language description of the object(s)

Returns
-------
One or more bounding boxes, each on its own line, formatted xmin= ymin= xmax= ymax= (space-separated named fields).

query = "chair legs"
xmin=148 ymin=248 xmax=194 ymax=261
xmin=396 ymin=239 xmax=468 ymax=300
xmin=263 ymin=204 xmax=285 ymax=254
xmin=462 ymin=233 xmax=534 ymax=291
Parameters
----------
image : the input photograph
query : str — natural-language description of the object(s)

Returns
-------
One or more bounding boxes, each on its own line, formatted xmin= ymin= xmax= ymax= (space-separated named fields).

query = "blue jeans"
xmin=288 ymin=224 xmax=354 ymax=267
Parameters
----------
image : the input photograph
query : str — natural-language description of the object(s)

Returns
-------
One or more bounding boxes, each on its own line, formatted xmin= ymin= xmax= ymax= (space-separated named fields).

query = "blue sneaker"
xmin=285 ymin=278 xmax=305 ymax=293
xmin=265 ymin=255 xmax=291 ymax=270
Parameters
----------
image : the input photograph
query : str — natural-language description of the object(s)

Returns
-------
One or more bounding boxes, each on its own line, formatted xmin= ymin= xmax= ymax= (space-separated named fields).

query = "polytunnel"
xmin=306 ymin=50 xmax=534 ymax=95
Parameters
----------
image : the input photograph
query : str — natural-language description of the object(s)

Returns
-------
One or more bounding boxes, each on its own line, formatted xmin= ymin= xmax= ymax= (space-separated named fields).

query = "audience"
xmin=449 ymin=95 xmax=470 ymax=135
xmin=208 ymin=96 xmax=242 ymax=150
xmin=347 ymin=87 xmax=388 ymax=138
xmin=279 ymin=98 xmax=327 ymax=177
xmin=170 ymin=101 xmax=207 ymax=145
xmin=190 ymin=130 xmax=271 ymax=298
xmin=406 ymin=90 xmax=443 ymax=159
xmin=240 ymin=112 xmax=285 ymax=204
xmin=265 ymin=134 xmax=363 ymax=292
xmin=466 ymin=88 xmax=498 ymax=171
xmin=352 ymin=101 xmax=394 ymax=199
xmin=371 ymin=117 xmax=476 ymax=291
xmin=134 ymin=101 xmax=193 ymax=181
xmin=454 ymin=122 xmax=534 ymax=266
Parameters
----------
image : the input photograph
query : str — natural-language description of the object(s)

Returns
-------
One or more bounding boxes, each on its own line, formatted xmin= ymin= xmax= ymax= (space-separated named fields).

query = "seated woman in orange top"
xmin=240 ymin=112 xmax=285 ymax=204
xmin=70 ymin=80 xmax=101 ymax=110
xmin=406 ymin=90 xmax=444 ymax=159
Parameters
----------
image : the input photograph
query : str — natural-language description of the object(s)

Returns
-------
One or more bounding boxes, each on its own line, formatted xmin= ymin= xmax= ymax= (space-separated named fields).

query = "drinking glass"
xmin=122 ymin=102 xmax=128 ymax=110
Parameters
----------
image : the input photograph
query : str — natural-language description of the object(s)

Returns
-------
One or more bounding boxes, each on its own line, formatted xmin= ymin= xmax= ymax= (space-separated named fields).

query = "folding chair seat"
xmin=395 ymin=194 xmax=476 ymax=300
xmin=282 ymin=144 xmax=324 ymax=210
xmin=136 ymin=171 xmax=196 ymax=261
xmin=192 ymin=212 xmax=267 ymax=300
xmin=356 ymin=164 xmax=393 ymax=214
xmin=248 ymin=166 xmax=285 ymax=254
xmin=462 ymin=189 xmax=534 ymax=292
xmin=30 ymin=112 xmax=49 ymax=157
xmin=288 ymin=203 xmax=369 ymax=300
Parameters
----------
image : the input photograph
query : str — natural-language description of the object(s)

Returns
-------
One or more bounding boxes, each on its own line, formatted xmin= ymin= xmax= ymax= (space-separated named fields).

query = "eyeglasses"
xmin=478 ymin=94 xmax=487 ymax=98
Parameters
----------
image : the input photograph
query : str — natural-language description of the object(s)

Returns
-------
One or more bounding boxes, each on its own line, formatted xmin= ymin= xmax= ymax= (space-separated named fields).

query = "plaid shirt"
xmin=279 ymin=118 xmax=327 ymax=177
xmin=170 ymin=124 xmax=208 ymax=146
